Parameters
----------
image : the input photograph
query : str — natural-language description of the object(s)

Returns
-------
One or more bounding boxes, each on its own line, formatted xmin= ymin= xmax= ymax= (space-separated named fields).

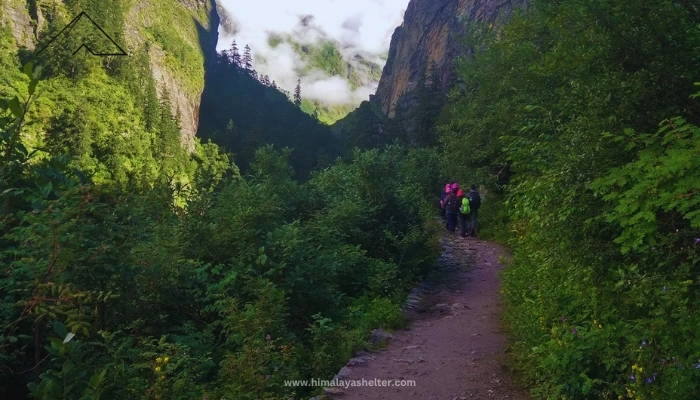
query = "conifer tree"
xmin=135 ymin=44 xmax=159 ymax=133
xmin=231 ymin=40 xmax=242 ymax=67
xmin=403 ymin=62 xmax=444 ymax=147
xmin=427 ymin=60 xmax=441 ymax=93
xmin=143 ymin=69 xmax=159 ymax=133
xmin=220 ymin=49 xmax=230 ymax=63
xmin=101 ymin=0 xmax=127 ymax=77
xmin=294 ymin=79 xmax=302 ymax=106
xmin=243 ymin=44 xmax=253 ymax=70
xmin=156 ymin=85 xmax=186 ymax=176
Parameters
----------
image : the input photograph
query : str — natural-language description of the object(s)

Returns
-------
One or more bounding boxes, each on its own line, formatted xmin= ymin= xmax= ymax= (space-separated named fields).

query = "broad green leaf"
xmin=22 ymin=62 xmax=34 ymax=78
xmin=28 ymin=78 xmax=39 ymax=96
xmin=8 ymin=97 xmax=22 ymax=118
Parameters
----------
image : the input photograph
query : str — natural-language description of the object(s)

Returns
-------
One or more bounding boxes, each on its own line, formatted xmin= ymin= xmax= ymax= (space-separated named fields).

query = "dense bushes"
xmin=439 ymin=0 xmax=700 ymax=398
xmin=0 ymin=67 xmax=442 ymax=398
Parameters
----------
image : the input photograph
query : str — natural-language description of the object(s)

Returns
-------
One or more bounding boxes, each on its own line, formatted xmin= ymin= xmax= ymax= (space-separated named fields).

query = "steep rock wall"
xmin=1 ymin=0 xmax=43 ymax=50
xmin=375 ymin=0 xmax=526 ymax=117
xmin=124 ymin=0 xmax=219 ymax=151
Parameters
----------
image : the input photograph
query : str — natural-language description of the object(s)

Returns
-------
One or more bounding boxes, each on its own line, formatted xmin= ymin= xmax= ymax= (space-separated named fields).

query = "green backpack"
xmin=460 ymin=197 xmax=471 ymax=214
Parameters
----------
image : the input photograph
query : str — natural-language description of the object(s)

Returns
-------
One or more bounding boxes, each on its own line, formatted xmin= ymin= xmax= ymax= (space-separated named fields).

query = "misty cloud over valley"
xmin=217 ymin=0 xmax=408 ymax=111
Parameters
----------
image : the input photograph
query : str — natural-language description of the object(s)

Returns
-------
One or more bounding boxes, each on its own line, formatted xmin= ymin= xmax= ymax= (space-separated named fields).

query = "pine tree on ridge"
xmin=243 ymin=44 xmax=253 ymax=71
xmin=294 ymin=78 xmax=302 ymax=106
xmin=231 ymin=39 xmax=242 ymax=67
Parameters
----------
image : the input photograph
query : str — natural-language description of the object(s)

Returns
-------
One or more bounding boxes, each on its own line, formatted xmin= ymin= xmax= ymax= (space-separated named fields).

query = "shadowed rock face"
xmin=375 ymin=0 xmax=527 ymax=117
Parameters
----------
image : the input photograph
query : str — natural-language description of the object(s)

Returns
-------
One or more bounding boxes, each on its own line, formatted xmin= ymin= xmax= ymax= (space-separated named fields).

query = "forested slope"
xmin=197 ymin=49 xmax=342 ymax=179
xmin=436 ymin=1 xmax=700 ymax=398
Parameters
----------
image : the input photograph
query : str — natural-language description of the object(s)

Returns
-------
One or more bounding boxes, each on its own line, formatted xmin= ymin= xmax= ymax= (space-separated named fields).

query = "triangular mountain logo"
xmin=36 ymin=11 xmax=128 ymax=57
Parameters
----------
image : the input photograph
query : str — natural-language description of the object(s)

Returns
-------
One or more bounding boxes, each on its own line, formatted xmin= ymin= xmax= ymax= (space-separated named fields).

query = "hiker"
xmin=465 ymin=184 xmax=482 ymax=237
xmin=458 ymin=189 xmax=470 ymax=238
xmin=444 ymin=185 xmax=461 ymax=233
xmin=439 ymin=183 xmax=450 ymax=229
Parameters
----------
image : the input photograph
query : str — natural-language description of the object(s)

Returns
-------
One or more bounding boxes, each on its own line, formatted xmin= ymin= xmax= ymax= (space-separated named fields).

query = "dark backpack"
xmin=468 ymin=191 xmax=481 ymax=210
xmin=439 ymin=192 xmax=448 ymax=209
xmin=445 ymin=194 xmax=461 ymax=213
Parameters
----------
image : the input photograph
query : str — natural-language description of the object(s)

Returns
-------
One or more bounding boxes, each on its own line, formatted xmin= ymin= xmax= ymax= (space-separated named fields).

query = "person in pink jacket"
xmin=439 ymin=183 xmax=451 ymax=229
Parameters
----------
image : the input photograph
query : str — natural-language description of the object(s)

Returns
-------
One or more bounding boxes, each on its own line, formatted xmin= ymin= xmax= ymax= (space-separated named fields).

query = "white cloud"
xmin=217 ymin=0 xmax=408 ymax=106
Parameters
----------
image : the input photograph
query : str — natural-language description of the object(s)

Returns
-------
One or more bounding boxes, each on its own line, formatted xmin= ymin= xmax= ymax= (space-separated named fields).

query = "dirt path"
xmin=323 ymin=235 xmax=530 ymax=400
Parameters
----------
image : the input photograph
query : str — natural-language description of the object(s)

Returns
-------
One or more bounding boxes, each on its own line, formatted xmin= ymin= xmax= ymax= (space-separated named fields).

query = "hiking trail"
xmin=322 ymin=235 xmax=530 ymax=400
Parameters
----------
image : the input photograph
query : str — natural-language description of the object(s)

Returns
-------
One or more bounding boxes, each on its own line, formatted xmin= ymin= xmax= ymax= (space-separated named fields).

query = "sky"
xmin=216 ymin=0 xmax=409 ymax=106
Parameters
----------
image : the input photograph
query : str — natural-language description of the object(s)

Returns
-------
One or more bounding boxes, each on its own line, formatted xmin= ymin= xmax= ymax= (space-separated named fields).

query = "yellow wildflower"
xmin=156 ymin=357 xmax=163 ymax=364
xmin=164 ymin=357 xmax=169 ymax=363
xmin=155 ymin=366 xmax=161 ymax=372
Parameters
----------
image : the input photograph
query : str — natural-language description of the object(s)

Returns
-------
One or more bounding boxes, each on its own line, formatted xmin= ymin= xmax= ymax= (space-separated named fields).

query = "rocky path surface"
xmin=323 ymin=236 xmax=530 ymax=400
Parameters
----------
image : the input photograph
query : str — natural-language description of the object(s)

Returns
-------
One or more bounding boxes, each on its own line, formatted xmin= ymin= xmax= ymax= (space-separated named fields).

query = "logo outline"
xmin=35 ymin=11 xmax=128 ymax=57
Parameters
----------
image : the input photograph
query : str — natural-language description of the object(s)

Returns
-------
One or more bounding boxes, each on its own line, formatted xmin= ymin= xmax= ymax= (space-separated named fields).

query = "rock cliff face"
xmin=123 ymin=0 xmax=219 ymax=151
xmin=1 ymin=0 xmax=218 ymax=151
xmin=375 ymin=0 xmax=527 ymax=117
xmin=1 ymin=0 xmax=42 ymax=50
